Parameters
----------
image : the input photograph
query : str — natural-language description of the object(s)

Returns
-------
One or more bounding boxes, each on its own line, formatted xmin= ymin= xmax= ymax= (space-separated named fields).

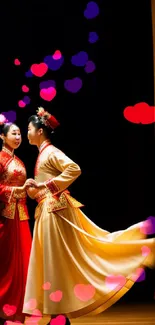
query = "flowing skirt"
xmin=23 ymin=198 xmax=155 ymax=318
xmin=0 ymin=210 xmax=32 ymax=322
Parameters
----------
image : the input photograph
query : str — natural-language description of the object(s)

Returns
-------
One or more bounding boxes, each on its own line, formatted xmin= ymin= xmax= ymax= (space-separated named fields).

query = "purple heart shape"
xmin=64 ymin=77 xmax=83 ymax=93
xmin=25 ymin=70 xmax=33 ymax=78
xmin=147 ymin=216 xmax=155 ymax=234
xmin=23 ymin=96 xmax=31 ymax=104
xmin=44 ymin=55 xmax=64 ymax=71
xmin=71 ymin=51 xmax=88 ymax=67
xmin=136 ymin=269 xmax=145 ymax=283
xmin=84 ymin=60 xmax=96 ymax=73
xmin=39 ymin=80 xmax=56 ymax=89
xmin=88 ymin=32 xmax=99 ymax=43
xmin=84 ymin=1 xmax=100 ymax=19
xmin=2 ymin=111 xmax=16 ymax=123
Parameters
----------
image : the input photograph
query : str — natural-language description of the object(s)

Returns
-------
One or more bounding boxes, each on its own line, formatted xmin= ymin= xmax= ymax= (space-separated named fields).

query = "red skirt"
xmin=0 ymin=210 xmax=32 ymax=322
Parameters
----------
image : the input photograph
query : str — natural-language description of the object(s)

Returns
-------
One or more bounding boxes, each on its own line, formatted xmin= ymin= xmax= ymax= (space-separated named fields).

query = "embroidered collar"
xmin=2 ymin=145 xmax=14 ymax=157
xmin=39 ymin=140 xmax=51 ymax=154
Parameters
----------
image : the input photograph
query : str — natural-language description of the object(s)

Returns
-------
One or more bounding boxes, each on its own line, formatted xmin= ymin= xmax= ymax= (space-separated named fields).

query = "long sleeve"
xmin=44 ymin=150 xmax=81 ymax=195
xmin=0 ymin=152 xmax=28 ymax=203
xmin=0 ymin=163 xmax=13 ymax=202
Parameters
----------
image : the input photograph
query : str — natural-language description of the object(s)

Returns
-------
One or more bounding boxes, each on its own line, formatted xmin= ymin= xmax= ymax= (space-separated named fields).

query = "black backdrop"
xmin=0 ymin=0 xmax=154 ymax=303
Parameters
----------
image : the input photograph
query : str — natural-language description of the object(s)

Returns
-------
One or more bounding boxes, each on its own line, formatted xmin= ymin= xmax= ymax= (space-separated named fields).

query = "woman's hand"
xmin=23 ymin=178 xmax=38 ymax=190
xmin=26 ymin=180 xmax=46 ymax=190
xmin=26 ymin=187 xmax=40 ymax=199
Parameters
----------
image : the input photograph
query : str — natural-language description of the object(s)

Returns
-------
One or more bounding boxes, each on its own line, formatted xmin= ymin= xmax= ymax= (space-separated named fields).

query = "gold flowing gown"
xmin=23 ymin=140 xmax=155 ymax=318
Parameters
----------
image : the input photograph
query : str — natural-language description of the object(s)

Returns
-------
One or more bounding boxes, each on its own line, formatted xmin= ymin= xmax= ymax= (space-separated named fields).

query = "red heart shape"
xmin=22 ymin=85 xmax=29 ymax=92
xmin=74 ymin=284 xmax=95 ymax=301
xmin=123 ymin=102 xmax=155 ymax=124
xmin=31 ymin=63 xmax=48 ymax=77
xmin=14 ymin=58 xmax=21 ymax=65
xmin=3 ymin=304 xmax=17 ymax=316
xmin=40 ymin=87 xmax=56 ymax=101
xmin=18 ymin=100 xmax=26 ymax=108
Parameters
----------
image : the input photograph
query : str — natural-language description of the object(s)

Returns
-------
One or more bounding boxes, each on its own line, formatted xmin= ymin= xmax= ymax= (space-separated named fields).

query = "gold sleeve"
xmin=45 ymin=150 xmax=81 ymax=194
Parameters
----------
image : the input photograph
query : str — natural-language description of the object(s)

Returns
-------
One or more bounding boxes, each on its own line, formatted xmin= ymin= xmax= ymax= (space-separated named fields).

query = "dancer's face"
xmin=27 ymin=122 xmax=43 ymax=146
xmin=2 ymin=124 xmax=22 ymax=150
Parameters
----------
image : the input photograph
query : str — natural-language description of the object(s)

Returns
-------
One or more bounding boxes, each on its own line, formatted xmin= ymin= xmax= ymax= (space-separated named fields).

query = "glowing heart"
xmin=32 ymin=309 xmax=42 ymax=317
xmin=0 ymin=114 xmax=8 ymax=124
xmin=39 ymin=80 xmax=56 ymax=90
xmin=44 ymin=54 xmax=64 ymax=71
xmin=49 ymin=290 xmax=63 ymax=302
xmin=3 ymin=304 xmax=17 ymax=316
xmin=84 ymin=60 xmax=96 ymax=73
xmin=64 ymin=77 xmax=83 ymax=93
xmin=50 ymin=315 xmax=66 ymax=325
xmin=25 ymin=70 xmax=33 ymax=78
xmin=123 ymin=102 xmax=155 ymax=124
xmin=31 ymin=63 xmax=48 ymax=77
xmin=18 ymin=100 xmax=26 ymax=108
xmin=22 ymin=85 xmax=29 ymax=92
xmin=105 ymin=275 xmax=126 ymax=291
xmin=74 ymin=284 xmax=95 ymax=301
xmin=53 ymin=50 xmax=62 ymax=60
xmin=40 ymin=87 xmax=56 ymax=101
xmin=42 ymin=282 xmax=51 ymax=290
xmin=88 ymin=31 xmax=99 ymax=43
xmin=71 ymin=51 xmax=88 ymax=67
xmin=1 ymin=111 xmax=16 ymax=123
xmin=26 ymin=309 xmax=42 ymax=323
xmin=141 ymin=246 xmax=151 ymax=257
xmin=84 ymin=1 xmax=100 ymax=19
xmin=14 ymin=58 xmax=21 ymax=65
xmin=24 ymin=298 xmax=37 ymax=310
xmin=131 ymin=268 xmax=145 ymax=282
xmin=140 ymin=218 xmax=155 ymax=235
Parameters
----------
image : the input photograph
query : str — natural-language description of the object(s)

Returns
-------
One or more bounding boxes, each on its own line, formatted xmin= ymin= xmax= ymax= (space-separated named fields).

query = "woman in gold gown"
xmin=23 ymin=107 xmax=155 ymax=325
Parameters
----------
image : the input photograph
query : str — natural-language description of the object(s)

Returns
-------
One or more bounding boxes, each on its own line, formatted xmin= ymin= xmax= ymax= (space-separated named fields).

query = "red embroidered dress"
xmin=0 ymin=145 xmax=32 ymax=322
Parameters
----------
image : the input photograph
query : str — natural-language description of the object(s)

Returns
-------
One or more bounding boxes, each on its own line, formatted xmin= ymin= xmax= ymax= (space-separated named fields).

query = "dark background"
xmin=0 ymin=0 xmax=155 ymax=304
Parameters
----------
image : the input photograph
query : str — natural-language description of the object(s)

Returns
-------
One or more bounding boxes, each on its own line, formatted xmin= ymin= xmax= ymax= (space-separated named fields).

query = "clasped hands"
xmin=23 ymin=179 xmax=45 ymax=191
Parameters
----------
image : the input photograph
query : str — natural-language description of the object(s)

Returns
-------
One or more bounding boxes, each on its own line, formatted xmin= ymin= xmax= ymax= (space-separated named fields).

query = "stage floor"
xmin=26 ymin=303 xmax=155 ymax=325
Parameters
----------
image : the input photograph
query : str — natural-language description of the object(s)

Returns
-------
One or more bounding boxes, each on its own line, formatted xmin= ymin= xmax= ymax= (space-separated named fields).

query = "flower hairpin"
xmin=36 ymin=107 xmax=60 ymax=130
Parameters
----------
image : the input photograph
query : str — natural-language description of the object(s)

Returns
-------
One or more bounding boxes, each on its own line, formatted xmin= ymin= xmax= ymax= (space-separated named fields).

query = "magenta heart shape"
xmin=40 ymin=87 xmax=56 ymax=101
xmin=31 ymin=62 xmax=48 ymax=77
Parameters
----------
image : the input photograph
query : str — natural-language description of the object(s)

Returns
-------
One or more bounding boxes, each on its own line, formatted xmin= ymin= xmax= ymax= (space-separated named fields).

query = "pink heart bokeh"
xmin=3 ymin=304 xmax=17 ymax=316
xmin=18 ymin=100 xmax=26 ymax=108
xmin=131 ymin=267 xmax=145 ymax=282
xmin=141 ymin=245 xmax=151 ymax=257
xmin=53 ymin=50 xmax=62 ymax=60
xmin=42 ymin=282 xmax=51 ymax=290
xmin=49 ymin=290 xmax=63 ymax=302
xmin=40 ymin=87 xmax=56 ymax=101
xmin=105 ymin=275 xmax=126 ymax=291
xmin=74 ymin=284 xmax=96 ymax=302
xmin=50 ymin=315 xmax=66 ymax=325
xmin=22 ymin=85 xmax=29 ymax=93
xmin=14 ymin=58 xmax=21 ymax=66
xmin=140 ymin=219 xmax=154 ymax=235
xmin=24 ymin=298 xmax=37 ymax=310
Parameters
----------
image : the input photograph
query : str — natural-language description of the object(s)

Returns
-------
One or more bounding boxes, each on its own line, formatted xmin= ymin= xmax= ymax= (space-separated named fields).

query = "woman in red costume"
xmin=0 ymin=114 xmax=34 ymax=324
